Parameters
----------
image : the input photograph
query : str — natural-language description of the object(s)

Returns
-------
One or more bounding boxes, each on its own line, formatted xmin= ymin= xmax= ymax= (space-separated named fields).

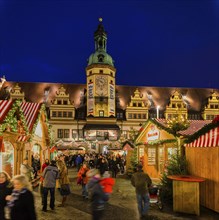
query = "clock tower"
xmin=86 ymin=18 xmax=116 ymax=118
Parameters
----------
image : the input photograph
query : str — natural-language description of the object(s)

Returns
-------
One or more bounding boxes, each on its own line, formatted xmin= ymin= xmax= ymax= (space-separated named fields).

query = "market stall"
xmin=185 ymin=119 xmax=219 ymax=213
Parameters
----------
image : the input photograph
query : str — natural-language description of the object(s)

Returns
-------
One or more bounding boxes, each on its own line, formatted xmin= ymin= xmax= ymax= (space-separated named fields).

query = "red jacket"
xmin=100 ymin=177 xmax=115 ymax=193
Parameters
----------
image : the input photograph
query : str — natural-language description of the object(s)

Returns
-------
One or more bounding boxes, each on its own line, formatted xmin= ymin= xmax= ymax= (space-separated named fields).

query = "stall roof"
xmin=0 ymin=100 xmax=13 ymax=122
xmin=153 ymin=119 xmax=212 ymax=136
xmin=185 ymin=127 xmax=219 ymax=147
xmin=20 ymin=102 xmax=41 ymax=132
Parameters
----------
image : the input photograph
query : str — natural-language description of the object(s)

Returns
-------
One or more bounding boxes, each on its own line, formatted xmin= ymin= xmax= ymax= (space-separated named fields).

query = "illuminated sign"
xmin=147 ymin=125 xmax=160 ymax=141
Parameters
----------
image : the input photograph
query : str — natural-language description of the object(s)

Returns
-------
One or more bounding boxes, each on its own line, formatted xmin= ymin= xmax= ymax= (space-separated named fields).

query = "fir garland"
xmin=136 ymin=139 xmax=176 ymax=146
xmin=0 ymin=100 xmax=28 ymax=135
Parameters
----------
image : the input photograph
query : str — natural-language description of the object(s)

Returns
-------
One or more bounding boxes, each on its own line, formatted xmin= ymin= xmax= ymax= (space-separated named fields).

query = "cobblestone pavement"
xmin=34 ymin=168 xmax=219 ymax=220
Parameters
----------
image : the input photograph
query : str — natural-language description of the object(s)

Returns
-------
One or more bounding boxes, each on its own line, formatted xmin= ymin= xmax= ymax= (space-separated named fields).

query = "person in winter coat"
xmin=42 ymin=160 xmax=59 ymax=212
xmin=77 ymin=162 xmax=90 ymax=199
xmin=87 ymin=169 xmax=109 ymax=220
xmin=6 ymin=174 xmax=37 ymax=220
xmin=20 ymin=158 xmax=34 ymax=181
xmin=57 ymin=158 xmax=71 ymax=207
xmin=100 ymin=171 xmax=115 ymax=197
xmin=0 ymin=171 xmax=13 ymax=220
xmin=131 ymin=164 xmax=152 ymax=219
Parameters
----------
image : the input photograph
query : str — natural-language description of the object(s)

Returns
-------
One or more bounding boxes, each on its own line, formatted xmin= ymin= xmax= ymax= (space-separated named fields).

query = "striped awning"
xmin=20 ymin=102 xmax=41 ymax=132
xmin=186 ymin=127 xmax=219 ymax=147
xmin=17 ymin=135 xmax=29 ymax=142
xmin=0 ymin=100 xmax=13 ymax=122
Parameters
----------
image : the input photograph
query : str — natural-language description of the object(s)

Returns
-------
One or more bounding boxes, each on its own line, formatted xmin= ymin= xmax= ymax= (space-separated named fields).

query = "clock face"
xmin=96 ymin=75 xmax=107 ymax=95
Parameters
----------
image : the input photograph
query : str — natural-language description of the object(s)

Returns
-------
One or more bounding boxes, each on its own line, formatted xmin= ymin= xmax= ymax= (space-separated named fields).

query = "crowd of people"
xmin=0 ymin=152 xmax=152 ymax=220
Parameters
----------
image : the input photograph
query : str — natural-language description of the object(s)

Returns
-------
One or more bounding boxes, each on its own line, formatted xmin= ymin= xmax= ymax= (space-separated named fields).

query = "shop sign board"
xmin=147 ymin=125 xmax=160 ymax=142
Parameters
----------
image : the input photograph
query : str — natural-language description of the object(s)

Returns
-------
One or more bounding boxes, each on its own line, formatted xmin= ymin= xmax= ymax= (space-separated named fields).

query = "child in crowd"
xmin=100 ymin=171 xmax=115 ymax=198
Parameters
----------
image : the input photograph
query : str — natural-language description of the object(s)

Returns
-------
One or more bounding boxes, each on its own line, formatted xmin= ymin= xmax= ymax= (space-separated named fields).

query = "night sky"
xmin=0 ymin=0 xmax=219 ymax=89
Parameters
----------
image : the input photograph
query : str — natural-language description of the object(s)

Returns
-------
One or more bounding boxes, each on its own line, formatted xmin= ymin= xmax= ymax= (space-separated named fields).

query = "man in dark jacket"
xmin=131 ymin=164 xmax=152 ymax=219
xmin=42 ymin=160 xmax=59 ymax=212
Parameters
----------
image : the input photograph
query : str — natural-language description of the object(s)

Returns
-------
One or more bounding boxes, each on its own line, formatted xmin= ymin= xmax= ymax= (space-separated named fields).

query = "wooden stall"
xmin=168 ymin=175 xmax=205 ymax=215
xmin=135 ymin=120 xmax=177 ymax=178
xmin=185 ymin=123 xmax=219 ymax=213
xmin=0 ymin=100 xmax=51 ymax=177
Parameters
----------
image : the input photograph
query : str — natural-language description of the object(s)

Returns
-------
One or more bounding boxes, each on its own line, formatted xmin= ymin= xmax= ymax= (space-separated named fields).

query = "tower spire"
xmin=94 ymin=18 xmax=107 ymax=52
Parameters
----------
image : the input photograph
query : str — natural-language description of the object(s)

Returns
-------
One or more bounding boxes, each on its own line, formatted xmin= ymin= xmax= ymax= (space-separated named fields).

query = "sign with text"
xmin=147 ymin=125 xmax=160 ymax=142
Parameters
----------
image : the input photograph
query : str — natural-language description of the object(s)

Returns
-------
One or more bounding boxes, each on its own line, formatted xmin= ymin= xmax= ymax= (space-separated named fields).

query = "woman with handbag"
xmin=57 ymin=157 xmax=71 ymax=207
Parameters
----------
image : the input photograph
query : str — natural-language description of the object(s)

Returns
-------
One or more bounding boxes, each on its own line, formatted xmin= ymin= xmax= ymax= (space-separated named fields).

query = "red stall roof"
xmin=0 ymin=100 xmax=13 ymax=122
xmin=186 ymin=127 xmax=219 ymax=148
xmin=154 ymin=119 xmax=211 ymax=136
xmin=20 ymin=102 xmax=41 ymax=132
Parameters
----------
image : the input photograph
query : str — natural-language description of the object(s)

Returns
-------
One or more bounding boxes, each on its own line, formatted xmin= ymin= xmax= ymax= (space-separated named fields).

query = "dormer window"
xmin=98 ymin=54 xmax=104 ymax=62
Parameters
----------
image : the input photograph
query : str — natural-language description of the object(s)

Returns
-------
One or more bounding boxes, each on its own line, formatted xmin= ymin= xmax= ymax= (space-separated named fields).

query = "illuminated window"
xmin=72 ymin=130 xmax=78 ymax=140
xmin=64 ymin=129 xmax=70 ymax=138
xmin=58 ymin=129 xmax=63 ymax=138
xmin=99 ymin=110 xmax=104 ymax=117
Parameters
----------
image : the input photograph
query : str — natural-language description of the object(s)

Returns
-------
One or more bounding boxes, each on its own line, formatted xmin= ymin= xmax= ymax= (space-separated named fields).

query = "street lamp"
xmin=0 ymin=75 xmax=6 ymax=89
xmin=156 ymin=105 xmax=160 ymax=119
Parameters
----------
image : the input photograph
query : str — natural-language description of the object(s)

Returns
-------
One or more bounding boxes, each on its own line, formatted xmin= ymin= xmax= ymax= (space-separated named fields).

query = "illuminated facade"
xmin=0 ymin=20 xmax=219 ymax=156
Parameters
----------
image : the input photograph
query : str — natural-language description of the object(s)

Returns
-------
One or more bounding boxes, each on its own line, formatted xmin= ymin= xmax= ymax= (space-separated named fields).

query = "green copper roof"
xmin=87 ymin=51 xmax=114 ymax=67
xmin=87 ymin=18 xmax=114 ymax=67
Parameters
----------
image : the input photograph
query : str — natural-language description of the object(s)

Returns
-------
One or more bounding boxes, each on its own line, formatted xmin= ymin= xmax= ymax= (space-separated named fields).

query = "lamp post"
xmin=0 ymin=75 xmax=6 ymax=89
xmin=156 ymin=105 xmax=160 ymax=119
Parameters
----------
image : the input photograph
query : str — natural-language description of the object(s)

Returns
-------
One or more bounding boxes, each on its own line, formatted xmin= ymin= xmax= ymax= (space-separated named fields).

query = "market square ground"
xmin=33 ymin=168 xmax=219 ymax=220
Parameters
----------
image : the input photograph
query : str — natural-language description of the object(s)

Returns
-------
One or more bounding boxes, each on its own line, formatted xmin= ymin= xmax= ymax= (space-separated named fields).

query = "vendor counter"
xmin=168 ymin=175 xmax=205 ymax=216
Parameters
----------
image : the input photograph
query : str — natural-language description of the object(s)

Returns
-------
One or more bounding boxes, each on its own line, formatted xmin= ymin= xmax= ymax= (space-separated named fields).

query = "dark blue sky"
xmin=0 ymin=0 xmax=219 ymax=89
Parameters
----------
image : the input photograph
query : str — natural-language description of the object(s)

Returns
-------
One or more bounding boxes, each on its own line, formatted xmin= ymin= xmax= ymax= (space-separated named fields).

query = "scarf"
xmin=7 ymin=188 xmax=28 ymax=208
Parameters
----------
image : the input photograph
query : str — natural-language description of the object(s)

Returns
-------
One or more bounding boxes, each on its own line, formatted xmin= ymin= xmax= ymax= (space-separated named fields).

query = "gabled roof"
xmin=185 ymin=126 xmax=219 ymax=147
xmin=151 ymin=118 xmax=212 ymax=136
xmin=136 ymin=118 xmax=212 ymax=143
xmin=20 ymin=102 xmax=42 ymax=133
xmin=3 ymin=81 xmax=218 ymax=112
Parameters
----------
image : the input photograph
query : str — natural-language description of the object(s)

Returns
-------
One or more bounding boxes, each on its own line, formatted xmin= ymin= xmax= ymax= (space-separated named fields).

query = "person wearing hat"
xmin=131 ymin=164 xmax=152 ymax=219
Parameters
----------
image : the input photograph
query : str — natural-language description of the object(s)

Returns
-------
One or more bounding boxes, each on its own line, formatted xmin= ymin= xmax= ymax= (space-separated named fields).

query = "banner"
xmin=109 ymin=83 xmax=115 ymax=116
xmin=87 ymin=82 xmax=94 ymax=115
